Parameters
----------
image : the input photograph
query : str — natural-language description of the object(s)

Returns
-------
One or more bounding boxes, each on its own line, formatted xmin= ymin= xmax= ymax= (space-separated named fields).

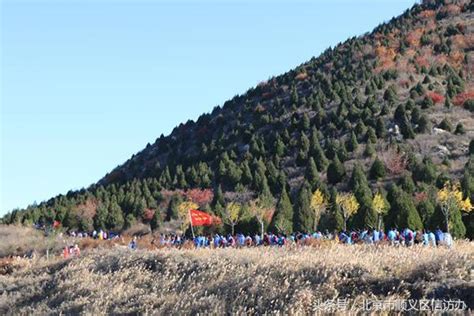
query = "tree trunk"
xmin=231 ymin=224 xmax=235 ymax=236
xmin=260 ymin=220 xmax=264 ymax=239
xmin=445 ymin=213 xmax=449 ymax=234
xmin=377 ymin=215 xmax=382 ymax=231
xmin=442 ymin=205 xmax=449 ymax=234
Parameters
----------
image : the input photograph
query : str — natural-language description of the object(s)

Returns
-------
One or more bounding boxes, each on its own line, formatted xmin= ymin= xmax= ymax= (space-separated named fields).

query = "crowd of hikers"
xmin=159 ymin=228 xmax=454 ymax=249
xmin=61 ymin=227 xmax=454 ymax=251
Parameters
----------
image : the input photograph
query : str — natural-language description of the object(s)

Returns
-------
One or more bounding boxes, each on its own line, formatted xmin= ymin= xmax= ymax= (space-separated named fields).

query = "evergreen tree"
xmin=400 ymin=115 xmax=415 ymax=139
xmin=328 ymin=187 xmax=344 ymax=231
xmin=375 ymin=117 xmax=386 ymax=139
xmin=270 ymin=186 xmax=293 ymax=234
xmin=366 ymin=127 xmax=377 ymax=144
xmin=301 ymin=113 xmax=310 ymax=130
xmin=413 ymin=157 xmax=437 ymax=184
xmin=337 ymin=142 xmax=349 ymax=162
xmin=347 ymin=131 xmax=359 ymax=152
xmin=306 ymin=157 xmax=321 ymax=191
xmin=293 ymin=181 xmax=314 ymax=232
xmin=386 ymin=184 xmax=423 ymax=230
xmin=124 ymin=213 xmax=136 ymax=229
xmin=438 ymin=118 xmax=453 ymax=132
xmin=327 ymin=156 xmax=345 ymax=184
xmin=431 ymin=204 xmax=466 ymax=238
xmin=454 ymin=123 xmax=465 ymax=135
xmin=398 ymin=173 xmax=416 ymax=194
xmin=107 ymin=199 xmax=124 ymax=231
xmin=349 ymin=164 xmax=377 ymax=229
xmin=166 ymin=194 xmax=182 ymax=221
xmin=150 ymin=209 xmax=162 ymax=232
xmin=310 ymin=128 xmax=328 ymax=171
xmin=274 ymin=136 xmax=286 ymax=157
xmin=364 ymin=142 xmax=376 ymax=158
xmin=94 ymin=203 xmax=108 ymax=230
xmin=417 ymin=199 xmax=435 ymax=229
xmin=416 ymin=114 xmax=430 ymax=133
xmin=369 ymin=157 xmax=386 ymax=180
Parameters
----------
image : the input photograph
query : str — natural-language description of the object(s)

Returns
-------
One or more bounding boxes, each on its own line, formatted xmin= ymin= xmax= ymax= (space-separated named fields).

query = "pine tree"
xmin=124 ymin=213 xmax=136 ymax=229
xmin=293 ymin=181 xmax=314 ymax=232
xmin=375 ymin=117 xmax=386 ymax=139
xmin=270 ymin=186 xmax=294 ymax=234
xmin=369 ymin=157 xmax=386 ymax=180
xmin=274 ymin=136 xmax=286 ymax=157
xmin=166 ymin=194 xmax=182 ymax=221
xmin=337 ymin=142 xmax=349 ymax=162
xmin=386 ymin=184 xmax=423 ymax=230
xmin=347 ymin=131 xmax=359 ymax=152
xmin=306 ymin=157 xmax=321 ymax=190
xmin=301 ymin=113 xmax=310 ymax=130
xmin=310 ymin=128 xmax=328 ymax=171
xmin=349 ymin=164 xmax=377 ymax=229
xmin=93 ymin=203 xmax=108 ymax=230
xmin=327 ymin=156 xmax=345 ymax=184
xmin=107 ymin=199 xmax=124 ymax=231
xmin=398 ymin=173 xmax=416 ymax=194
xmin=328 ymin=187 xmax=344 ymax=231
xmin=150 ymin=210 xmax=162 ymax=232
xmin=400 ymin=115 xmax=415 ymax=139
xmin=366 ymin=127 xmax=377 ymax=143
xmin=364 ymin=142 xmax=376 ymax=158
xmin=417 ymin=199 xmax=435 ymax=229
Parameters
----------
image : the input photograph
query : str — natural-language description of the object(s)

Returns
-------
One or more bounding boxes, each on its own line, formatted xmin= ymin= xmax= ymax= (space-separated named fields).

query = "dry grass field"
xmin=0 ymin=226 xmax=472 ymax=315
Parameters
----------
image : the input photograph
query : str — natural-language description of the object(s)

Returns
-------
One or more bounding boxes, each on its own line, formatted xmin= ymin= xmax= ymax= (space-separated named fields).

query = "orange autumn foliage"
xmin=426 ymin=91 xmax=445 ymax=104
xmin=418 ymin=9 xmax=435 ymax=19
xmin=453 ymin=91 xmax=474 ymax=106
xmin=295 ymin=72 xmax=308 ymax=81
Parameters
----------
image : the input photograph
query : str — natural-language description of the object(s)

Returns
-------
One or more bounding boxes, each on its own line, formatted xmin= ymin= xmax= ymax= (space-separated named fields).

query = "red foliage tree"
xmin=184 ymin=189 xmax=214 ymax=206
xmin=143 ymin=209 xmax=155 ymax=222
xmin=426 ymin=91 xmax=444 ymax=104
xmin=453 ymin=91 xmax=474 ymax=106
xmin=381 ymin=147 xmax=408 ymax=175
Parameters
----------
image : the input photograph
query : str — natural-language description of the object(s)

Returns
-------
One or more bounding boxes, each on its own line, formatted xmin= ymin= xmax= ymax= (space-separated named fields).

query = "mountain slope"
xmin=4 ymin=0 xmax=474 ymax=237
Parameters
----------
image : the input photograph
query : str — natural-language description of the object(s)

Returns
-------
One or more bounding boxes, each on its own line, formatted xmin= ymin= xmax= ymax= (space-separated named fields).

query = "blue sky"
xmin=0 ymin=0 xmax=417 ymax=215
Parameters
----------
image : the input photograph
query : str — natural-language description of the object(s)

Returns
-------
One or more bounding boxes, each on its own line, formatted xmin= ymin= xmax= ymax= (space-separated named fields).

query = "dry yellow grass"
xmin=0 ymin=242 xmax=472 ymax=314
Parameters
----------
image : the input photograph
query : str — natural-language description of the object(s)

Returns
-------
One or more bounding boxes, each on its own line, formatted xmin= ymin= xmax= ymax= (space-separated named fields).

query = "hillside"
xmin=3 ymin=0 xmax=474 ymax=237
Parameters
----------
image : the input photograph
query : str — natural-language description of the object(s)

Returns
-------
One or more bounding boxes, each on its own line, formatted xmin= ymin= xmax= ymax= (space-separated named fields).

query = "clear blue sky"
xmin=1 ymin=0 xmax=417 ymax=215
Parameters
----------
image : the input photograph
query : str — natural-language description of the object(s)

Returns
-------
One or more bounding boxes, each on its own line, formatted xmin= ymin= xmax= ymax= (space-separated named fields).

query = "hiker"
xmin=403 ymin=228 xmax=414 ymax=247
xmin=63 ymin=246 xmax=69 ymax=259
xmin=422 ymin=230 xmax=429 ymax=246
xmin=372 ymin=229 xmax=380 ymax=243
xmin=387 ymin=229 xmax=397 ymax=246
xmin=444 ymin=232 xmax=453 ymax=248
xmin=73 ymin=244 xmax=81 ymax=257
xmin=129 ymin=237 xmax=138 ymax=250
xmin=435 ymin=228 xmax=444 ymax=245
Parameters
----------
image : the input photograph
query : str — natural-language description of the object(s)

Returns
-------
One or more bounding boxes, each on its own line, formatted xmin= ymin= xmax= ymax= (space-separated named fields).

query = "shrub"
xmin=438 ymin=118 xmax=453 ymax=132
xmin=454 ymin=123 xmax=465 ymax=135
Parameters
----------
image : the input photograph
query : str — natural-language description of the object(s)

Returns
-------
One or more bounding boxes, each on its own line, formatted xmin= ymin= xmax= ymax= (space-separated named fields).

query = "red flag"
xmin=53 ymin=220 xmax=61 ymax=228
xmin=190 ymin=209 xmax=215 ymax=226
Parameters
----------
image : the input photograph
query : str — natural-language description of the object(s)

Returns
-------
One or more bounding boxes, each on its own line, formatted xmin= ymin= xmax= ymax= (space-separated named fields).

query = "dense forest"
xmin=3 ymin=0 xmax=473 ymax=238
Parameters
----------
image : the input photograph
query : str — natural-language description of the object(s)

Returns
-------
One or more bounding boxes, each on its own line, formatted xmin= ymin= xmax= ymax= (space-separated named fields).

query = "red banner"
xmin=190 ymin=209 xmax=215 ymax=226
